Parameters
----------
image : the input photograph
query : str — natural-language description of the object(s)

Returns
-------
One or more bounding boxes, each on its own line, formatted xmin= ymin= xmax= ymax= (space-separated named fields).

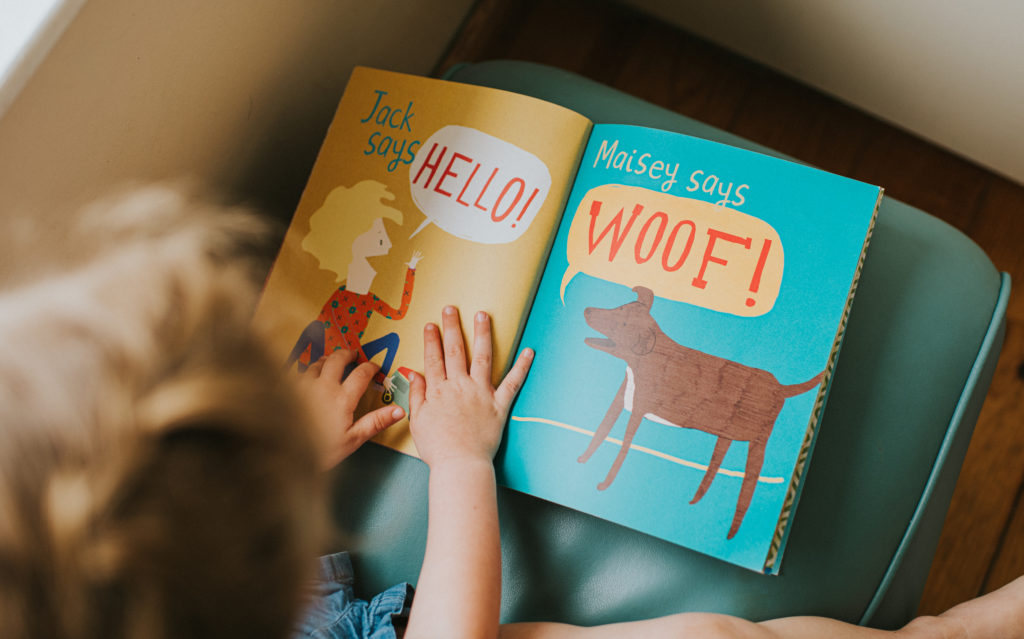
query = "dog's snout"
xmin=584 ymin=306 xmax=606 ymax=329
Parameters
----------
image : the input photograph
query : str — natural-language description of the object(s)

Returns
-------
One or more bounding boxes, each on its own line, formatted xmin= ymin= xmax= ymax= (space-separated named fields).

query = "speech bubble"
xmin=561 ymin=185 xmax=783 ymax=317
xmin=407 ymin=125 xmax=551 ymax=243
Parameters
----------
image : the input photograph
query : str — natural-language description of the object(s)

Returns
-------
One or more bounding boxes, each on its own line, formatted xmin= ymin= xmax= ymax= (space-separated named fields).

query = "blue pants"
xmin=286 ymin=321 xmax=326 ymax=373
xmin=286 ymin=321 xmax=399 ymax=377
xmin=362 ymin=332 xmax=400 ymax=377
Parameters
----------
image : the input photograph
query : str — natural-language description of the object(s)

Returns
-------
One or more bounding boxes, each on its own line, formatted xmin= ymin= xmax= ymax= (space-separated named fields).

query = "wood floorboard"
xmin=849 ymin=130 xmax=991 ymax=234
xmin=727 ymin=71 xmax=874 ymax=176
xmin=985 ymin=440 xmax=1024 ymax=594
xmin=969 ymin=176 xmax=1024 ymax=321
xmin=437 ymin=0 xmax=1024 ymax=620
xmin=610 ymin=21 xmax=753 ymax=131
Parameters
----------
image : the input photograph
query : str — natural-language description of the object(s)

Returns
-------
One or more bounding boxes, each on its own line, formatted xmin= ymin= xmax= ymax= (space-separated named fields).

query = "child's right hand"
xmin=409 ymin=306 xmax=533 ymax=469
xmin=296 ymin=349 xmax=406 ymax=470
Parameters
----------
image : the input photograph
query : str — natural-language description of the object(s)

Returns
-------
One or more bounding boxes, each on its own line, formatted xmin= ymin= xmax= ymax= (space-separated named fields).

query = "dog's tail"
xmin=781 ymin=371 xmax=825 ymax=397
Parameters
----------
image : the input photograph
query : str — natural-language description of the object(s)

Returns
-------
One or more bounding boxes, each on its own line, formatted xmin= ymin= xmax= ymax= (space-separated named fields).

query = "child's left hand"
xmin=408 ymin=307 xmax=533 ymax=470
xmin=296 ymin=349 xmax=406 ymax=470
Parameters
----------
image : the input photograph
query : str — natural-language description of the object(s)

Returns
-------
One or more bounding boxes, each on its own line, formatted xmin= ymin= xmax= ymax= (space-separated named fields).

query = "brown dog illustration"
xmin=579 ymin=285 xmax=823 ymax=539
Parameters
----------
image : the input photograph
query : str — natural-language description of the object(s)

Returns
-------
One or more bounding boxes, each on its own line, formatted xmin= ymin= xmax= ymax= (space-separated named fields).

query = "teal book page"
xmin=497 ymin=123 xmax=881 ymax=573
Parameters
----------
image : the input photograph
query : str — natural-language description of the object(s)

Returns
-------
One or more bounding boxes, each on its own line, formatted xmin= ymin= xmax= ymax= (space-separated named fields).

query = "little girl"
xmin=1 ymin=186 xmax=1020 ymax=639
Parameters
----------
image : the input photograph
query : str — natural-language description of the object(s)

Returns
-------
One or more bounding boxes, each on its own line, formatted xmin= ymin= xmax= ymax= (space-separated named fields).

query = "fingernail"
xmin=444 ymin=305 xmax=456 ymax=315
xmin=477 ymin=311 xmax=488 ymax=321
xmin=425 ymin=323 xmax=437 ymax=332
xmin=392 ymin=407 xmax=404 ymax=419
xmin=523 ymin=348 xmax=534 ymax=359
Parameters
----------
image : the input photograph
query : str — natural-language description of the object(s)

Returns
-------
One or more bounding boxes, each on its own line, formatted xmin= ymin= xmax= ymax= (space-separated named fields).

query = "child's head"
xmin=0 ymin=187 xmax=324 ymax=639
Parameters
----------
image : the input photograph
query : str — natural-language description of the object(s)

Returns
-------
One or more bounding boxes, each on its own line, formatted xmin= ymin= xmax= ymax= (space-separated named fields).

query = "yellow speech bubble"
xmin=561 ymin=185 xmax=783 ymax=316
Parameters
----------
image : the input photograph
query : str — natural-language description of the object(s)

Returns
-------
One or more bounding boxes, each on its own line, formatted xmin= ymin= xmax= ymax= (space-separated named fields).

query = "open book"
xmin=254 ymin=66 xmax=882 ymax=574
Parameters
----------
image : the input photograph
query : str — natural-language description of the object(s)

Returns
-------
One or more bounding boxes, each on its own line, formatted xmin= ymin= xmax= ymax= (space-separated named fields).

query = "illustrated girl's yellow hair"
xmin=301 ymin=180 xmax=404 ymax=282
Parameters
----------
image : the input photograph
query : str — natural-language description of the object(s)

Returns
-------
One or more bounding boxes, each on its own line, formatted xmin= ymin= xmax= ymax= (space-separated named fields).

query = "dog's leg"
xmin=578 ymin=377 xmax=627 ymax=464
xmin=728 ymin=439 xmax=766 ymax=539
xmin=690 ymin=436 xmax=732 ymax=505
xmin=597 ymin=410 xmax=643 ymax=491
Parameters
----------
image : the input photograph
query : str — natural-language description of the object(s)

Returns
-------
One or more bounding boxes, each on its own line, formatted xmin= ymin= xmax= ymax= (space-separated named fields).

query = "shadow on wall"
xmin=0 ymin=0 xmax=473 ymax=232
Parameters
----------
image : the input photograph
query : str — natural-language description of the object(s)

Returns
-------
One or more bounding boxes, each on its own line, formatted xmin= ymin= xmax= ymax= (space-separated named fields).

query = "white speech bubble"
xmin=407 ymin=125 xmax=551 ymax=243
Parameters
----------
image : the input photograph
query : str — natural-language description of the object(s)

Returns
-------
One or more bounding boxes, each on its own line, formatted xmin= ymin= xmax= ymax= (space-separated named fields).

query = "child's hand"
xmin=409 ymin=306 xmax=533 ymax=469
xmin=296 ymin=349 xmax=406 ymax=470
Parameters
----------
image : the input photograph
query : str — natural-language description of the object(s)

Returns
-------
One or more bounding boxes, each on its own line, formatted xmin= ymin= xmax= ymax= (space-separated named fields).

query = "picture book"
xmin=253 ymin=66 xmax=882 ymax=574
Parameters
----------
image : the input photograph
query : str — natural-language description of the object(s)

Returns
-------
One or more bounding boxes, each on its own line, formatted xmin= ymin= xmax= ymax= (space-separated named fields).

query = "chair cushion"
xmin=328 ymin=60 xmax=1008 ymax=629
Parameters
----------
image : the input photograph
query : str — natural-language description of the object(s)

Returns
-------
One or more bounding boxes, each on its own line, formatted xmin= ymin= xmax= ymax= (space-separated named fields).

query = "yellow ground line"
xmin=509 ymin=415 xmax=785 ymax=484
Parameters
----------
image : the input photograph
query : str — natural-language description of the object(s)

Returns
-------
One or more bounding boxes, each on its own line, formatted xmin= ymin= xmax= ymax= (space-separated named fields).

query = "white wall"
xmin=0 ymin=0 xmax=473 ymax=224
xmin=622 ymin=0 xmax=1024 ymax=185
xmin=0 ymin=0 xmax=81 ymax=111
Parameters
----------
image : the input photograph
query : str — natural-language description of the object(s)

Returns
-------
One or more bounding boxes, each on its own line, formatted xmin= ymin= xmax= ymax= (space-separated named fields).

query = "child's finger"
xmin=289 ymin=355 xmax=325 ymax=383
xmin=495 ymin=348 xmax=534 ymax=410
xmin=341 ymin=361 xmax=380 ymax=401
xmin=440 ymin=306 xmax=467 ymax=376
xmin=470 ymin=311 xmax=493 ymax=385
xmin=349 ymin=405 xmax=405 ymax=446
xmin=423 ymin=322 xmax=446 ymax=384
xmin=409 ymin=371 xmax=425 ymax=415
xmin=305 ymin=356 xmax=327 ymax=378
xmin=322 ymin=349 xmax=358 ymax=383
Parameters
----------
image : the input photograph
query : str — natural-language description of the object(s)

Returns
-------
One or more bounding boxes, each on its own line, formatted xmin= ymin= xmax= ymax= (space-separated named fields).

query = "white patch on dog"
xmin=623 ymin=366 xmax=681 ymax=428
xmin=624 ymin=366 xmax=635 ymax=411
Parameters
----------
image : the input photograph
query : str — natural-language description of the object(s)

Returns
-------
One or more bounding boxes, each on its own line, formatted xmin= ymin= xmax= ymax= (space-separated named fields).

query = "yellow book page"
xmin=254 ymin=66 xmax=592 ymax=456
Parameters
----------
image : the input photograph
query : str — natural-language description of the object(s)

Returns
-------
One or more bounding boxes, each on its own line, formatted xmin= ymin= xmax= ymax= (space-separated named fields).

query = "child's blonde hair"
xmin=0 ymin=186 xmax=324 ymax=639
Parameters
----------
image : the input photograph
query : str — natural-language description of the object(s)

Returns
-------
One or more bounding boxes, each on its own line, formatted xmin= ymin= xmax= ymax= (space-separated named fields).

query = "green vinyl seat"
xmin=328 ymin=60 xmax=1010 ymax=629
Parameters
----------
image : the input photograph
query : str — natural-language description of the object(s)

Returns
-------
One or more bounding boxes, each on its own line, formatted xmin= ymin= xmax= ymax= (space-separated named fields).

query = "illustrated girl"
xmin=287 ymin=180 xmax=422 ymax=382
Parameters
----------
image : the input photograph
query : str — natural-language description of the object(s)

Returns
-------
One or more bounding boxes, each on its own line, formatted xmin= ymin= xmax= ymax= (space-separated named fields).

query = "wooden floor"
xmin=436 ymin=0 xmax=1024 ymax=618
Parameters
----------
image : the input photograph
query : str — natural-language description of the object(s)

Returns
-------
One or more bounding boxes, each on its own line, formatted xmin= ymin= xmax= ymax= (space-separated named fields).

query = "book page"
xmin=501 ymin=123 xmax=880 ymax=572
xmin=255 ymin=67 xmax=591 ymax=455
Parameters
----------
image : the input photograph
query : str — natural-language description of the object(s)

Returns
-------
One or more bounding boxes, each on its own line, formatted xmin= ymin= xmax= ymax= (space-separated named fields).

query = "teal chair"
xmin=329 ymin=61 xmax=1010 ymax=629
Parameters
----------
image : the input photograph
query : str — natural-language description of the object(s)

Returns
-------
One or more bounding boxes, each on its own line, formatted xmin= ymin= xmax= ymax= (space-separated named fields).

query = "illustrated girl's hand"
xmin=296 ymin=349 xmax=405 ymax=470
xmin=408 ymin=307 xmax=533 ymax=469
xmin=407 ymin=250 xmax=423 ymax=270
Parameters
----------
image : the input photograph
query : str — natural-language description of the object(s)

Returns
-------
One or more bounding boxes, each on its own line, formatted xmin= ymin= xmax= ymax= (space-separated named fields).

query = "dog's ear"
xmin=632 ymin=286 xmax=654 ymax=309
xmin=630 ymin=328 xmax=656 ymax=355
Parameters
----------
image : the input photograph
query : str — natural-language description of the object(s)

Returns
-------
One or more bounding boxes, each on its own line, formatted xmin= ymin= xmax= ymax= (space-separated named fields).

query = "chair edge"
xmin=861 ymin=272 xmax=1011 ymax=626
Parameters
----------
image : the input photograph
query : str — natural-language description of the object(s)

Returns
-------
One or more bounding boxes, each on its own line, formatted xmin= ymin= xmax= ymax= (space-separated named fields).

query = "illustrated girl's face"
xmin=351 ymin=217 xmax=392 ymax=258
